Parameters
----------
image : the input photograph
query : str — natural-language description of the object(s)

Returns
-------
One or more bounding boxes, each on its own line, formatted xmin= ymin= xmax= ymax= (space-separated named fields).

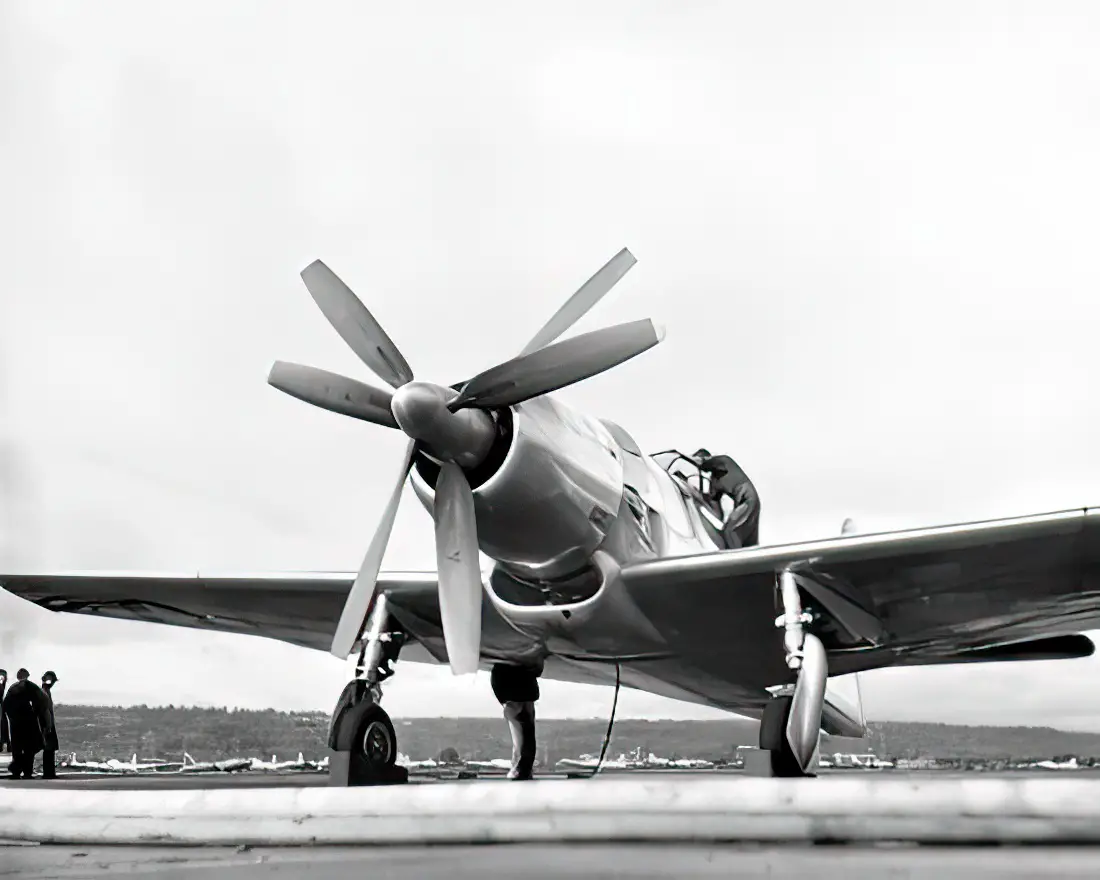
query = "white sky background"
xmin=2 ymin=1 xmax=1100 ymax=728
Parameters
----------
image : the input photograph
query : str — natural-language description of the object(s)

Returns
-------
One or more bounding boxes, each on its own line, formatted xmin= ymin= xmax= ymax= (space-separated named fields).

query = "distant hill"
xmin=43 ymin=704 xmax=1100 ymax=766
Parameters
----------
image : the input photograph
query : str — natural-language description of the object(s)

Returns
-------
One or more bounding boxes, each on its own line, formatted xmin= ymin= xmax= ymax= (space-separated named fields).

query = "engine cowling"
xmin=410 ymin=395 xmax=625 ymax=582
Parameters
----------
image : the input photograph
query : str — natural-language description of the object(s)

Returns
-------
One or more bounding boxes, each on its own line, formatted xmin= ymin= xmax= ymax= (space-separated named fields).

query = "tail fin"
xmin=840 ymin=518 xmax=857 ymax=536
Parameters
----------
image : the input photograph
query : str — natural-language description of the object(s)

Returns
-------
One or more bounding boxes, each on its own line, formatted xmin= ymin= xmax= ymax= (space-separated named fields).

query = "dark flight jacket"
xmin=490 ymin=663 xmax=542 ymax=705
xmin=1 ymin=680 xmax=50 ymax=754
xmin=0 ymin=680 xmax=8 ymax=750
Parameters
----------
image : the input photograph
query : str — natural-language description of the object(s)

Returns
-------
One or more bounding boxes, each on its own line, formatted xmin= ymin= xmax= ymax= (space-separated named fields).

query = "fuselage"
xmin=399 ymin=395 xmax=867 ymax=732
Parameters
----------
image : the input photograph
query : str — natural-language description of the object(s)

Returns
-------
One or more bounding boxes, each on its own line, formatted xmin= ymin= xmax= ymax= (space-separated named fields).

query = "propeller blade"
xmin=450 ymin=318 xmax=664 ymax=411
xmin=268 ymin=361 xmax=399 ymax=429
xmin=329 ymin=439 xmax=416 ymax=659
xmin=518 ymin=247 xmax=637 ymax=356
xmin=300 ymin=260 xmax=415 ymax=389
xmin=433 ymin=461 xmax=483 ymax=676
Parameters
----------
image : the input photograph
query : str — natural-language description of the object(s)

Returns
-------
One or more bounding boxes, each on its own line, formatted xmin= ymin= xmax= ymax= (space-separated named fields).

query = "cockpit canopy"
xmin=650 ymin=450 xmax=718 ymax=508
xmin=649 ymin=449 xmax=728 ymax=543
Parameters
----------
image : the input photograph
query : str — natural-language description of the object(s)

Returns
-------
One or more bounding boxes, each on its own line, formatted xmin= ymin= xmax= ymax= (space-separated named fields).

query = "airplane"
xmin=3 ymin=246 xmax=1100 ymax=782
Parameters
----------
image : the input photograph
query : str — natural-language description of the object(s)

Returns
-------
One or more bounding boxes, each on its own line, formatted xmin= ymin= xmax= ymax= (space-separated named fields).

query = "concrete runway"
xmin=8 ymin=843 xmax=1100 ymax=879
xmin=8 ymin=770 xmax=1100 ymax=878
xmin=2 ymin=765 xmax=1092 ymax=790
xmin=0 ymin=765 xmax=756 ymax=790
xmin=2 ymin=770 xmax=334 ymax=790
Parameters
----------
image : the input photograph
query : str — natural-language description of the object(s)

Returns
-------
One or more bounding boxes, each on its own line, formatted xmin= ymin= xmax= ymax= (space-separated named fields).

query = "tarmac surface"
xmin=3 ymin=764 xmax=1093 ymax=789
xmin=8 ymin=769 xmax=1100 ymax=878
xmin=1 ymin=771 xmax=334 ymax=790
xmin=8 ymin=842 xmax=1100 ymax=879
xmin=1 ymin=764 xmax=812 ymax=791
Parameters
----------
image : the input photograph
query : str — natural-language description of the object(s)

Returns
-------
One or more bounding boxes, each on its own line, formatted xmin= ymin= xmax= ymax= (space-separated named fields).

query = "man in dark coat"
xmin=1 ymin=668 xmax=48 ymax=779
xmin=0 ymin=669 xmax=9 ymax=754
xmin=693 ymin=449 xmax=762 ymax=549
xmin=40 ymin=671 xmax=59 ymax=779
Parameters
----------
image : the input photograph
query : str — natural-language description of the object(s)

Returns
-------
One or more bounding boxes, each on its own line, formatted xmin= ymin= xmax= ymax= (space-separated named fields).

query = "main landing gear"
xmin=327 ymin=595 xmax=409 ymax=787
xmin=327 ymin=595 xmax=545 ymax=786
xmin=756 ymin=569 xmax=827 ymax=778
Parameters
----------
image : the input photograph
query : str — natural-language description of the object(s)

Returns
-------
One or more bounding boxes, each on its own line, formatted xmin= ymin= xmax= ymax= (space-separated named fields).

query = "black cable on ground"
xmin=587 ymin=661 xmax=621 ymax=778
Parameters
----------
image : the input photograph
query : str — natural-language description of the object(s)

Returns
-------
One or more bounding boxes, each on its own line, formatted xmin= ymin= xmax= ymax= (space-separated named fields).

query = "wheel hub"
xmin=362 ymin=719 xmax=393 ymax=765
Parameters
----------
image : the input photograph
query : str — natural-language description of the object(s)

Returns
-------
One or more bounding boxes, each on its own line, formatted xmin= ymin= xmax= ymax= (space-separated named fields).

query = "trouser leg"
xmin=503 ymin=700 xmax=536 ymax=780
xmin=723 ymin=522 xmax=743 ymax=549
xmin=42 ymin=749 xmax=56 ymax=778
xmin=12 ymin=748 xmax=31 ymax=778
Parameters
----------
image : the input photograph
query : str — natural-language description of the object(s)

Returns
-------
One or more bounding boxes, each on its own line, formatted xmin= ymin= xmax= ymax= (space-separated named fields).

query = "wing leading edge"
xmin=0 ymin=570 xmax=437 ymax=652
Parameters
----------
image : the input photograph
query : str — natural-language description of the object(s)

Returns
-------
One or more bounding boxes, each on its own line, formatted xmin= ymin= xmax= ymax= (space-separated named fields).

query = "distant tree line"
xmin=47 ymin=704 xmax=1100 ymax=765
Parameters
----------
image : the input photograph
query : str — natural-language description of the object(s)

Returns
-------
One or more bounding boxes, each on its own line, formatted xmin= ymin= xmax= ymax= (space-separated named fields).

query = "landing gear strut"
xmin=757 ymin=570 xmax=828 ymax=778
xmin=328 ymin=594 xmax=410 ymax=787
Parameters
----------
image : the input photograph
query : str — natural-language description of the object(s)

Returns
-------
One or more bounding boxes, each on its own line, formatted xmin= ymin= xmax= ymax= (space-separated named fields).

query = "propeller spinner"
xmin=268 ymin=247 xmax=659 ymax=674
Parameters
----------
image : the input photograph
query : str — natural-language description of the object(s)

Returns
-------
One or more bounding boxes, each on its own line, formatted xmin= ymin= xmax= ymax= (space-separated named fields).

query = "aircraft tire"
xmin=350 ymin=702 xmax=398 ymax=772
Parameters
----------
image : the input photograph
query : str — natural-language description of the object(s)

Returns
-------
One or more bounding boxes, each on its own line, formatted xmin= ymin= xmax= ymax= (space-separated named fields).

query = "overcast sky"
xmin=3 ymin=1 xmax=1100 ymax=730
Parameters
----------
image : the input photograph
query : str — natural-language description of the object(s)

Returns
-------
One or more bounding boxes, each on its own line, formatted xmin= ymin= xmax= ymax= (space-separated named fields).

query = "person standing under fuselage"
xmin=490 ymin=662 xmax=540 ymax=781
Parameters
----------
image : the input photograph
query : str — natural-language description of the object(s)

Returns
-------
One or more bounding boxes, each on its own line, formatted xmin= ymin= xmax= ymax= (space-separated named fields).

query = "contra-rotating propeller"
xmin=267 ymin=247 xmax=661 ymax=674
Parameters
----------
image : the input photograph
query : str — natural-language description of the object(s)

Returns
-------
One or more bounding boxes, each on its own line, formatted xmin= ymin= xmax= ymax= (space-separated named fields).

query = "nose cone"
xmin=390 ymin=381 xmax=496 ymax=468
xmin=390 ymin=382 xmax=454 ymax=439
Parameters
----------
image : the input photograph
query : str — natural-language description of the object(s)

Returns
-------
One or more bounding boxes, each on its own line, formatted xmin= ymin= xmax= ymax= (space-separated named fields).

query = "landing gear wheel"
xmin=356 ymin=703 xmax=397 ymax=771
xmin=759 ymin=696 xmax=811 ymax=778
xmin=329 ymin=696 xmax=407 ymax=787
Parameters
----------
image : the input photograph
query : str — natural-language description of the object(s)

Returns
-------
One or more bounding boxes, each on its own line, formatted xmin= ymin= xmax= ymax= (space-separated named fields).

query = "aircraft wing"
xmin=0 ymin=569 xmax=546 ymax=674
xmin=0 ymin=569 xmax=636 ymax=687
xmin=6 ymin=507 xmax=1099 ymax=713
xmin=0 ymin=570 xmax=437 ymax=652
xmin=618 ymin=507 xmax=1100 ymax=690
